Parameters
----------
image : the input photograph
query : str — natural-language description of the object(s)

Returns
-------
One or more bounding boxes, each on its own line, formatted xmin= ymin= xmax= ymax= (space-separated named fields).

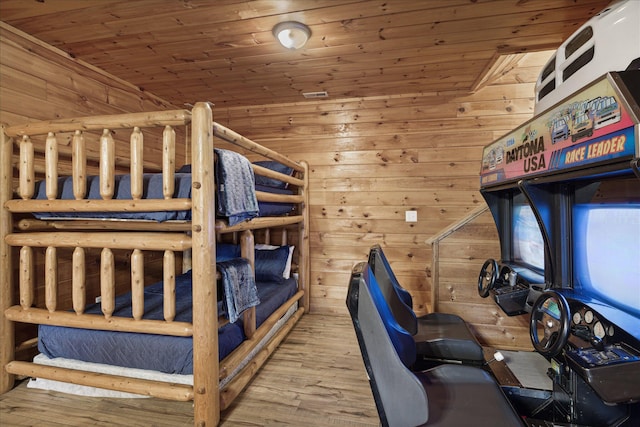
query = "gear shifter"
xmin=590 ymin=336 xmax=605 ymax=351
xmin=572 ymin=325 xmax=605 ymax=351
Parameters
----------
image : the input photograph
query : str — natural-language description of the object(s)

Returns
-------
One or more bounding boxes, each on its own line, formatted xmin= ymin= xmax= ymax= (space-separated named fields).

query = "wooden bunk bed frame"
xmin=0 ymin=102 xmax=310 ymax=426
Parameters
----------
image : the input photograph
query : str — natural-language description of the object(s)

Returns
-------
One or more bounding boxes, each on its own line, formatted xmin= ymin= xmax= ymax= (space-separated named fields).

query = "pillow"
xmin=255 ymin=244 xmax=294 ymax=279
xmin=254 ymin=245 xmax=290 ymax=283
xmin=177 ymin=164 xmax=191 ymax=173
xmin=253 ymin=161 xmax=294 ymax=189
xmin=216 ymin=243 xmax=240 ymax=262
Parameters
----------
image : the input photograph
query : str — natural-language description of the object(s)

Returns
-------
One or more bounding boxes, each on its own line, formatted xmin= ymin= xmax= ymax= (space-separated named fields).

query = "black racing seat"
xmin=347 ymin=262 xmax=524 ymax=427
xmin=368 ymin=245 xmax=484 ymax=364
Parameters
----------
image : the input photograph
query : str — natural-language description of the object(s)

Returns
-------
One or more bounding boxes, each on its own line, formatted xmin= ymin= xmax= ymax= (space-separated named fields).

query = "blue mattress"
xmin=37 ymin=271 xmax=298 ymax=375
xmin=32 ymin=174 xmax=294 ymax=221
xmin=255 ymin=184 xmax=295 ymax=217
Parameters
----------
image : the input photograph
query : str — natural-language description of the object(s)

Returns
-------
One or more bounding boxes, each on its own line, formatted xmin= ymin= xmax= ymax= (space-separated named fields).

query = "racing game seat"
xmin=368 ymin=245 xmax=484 ymax=364
xmin=346 ymin=263 xmax=524 ymax=427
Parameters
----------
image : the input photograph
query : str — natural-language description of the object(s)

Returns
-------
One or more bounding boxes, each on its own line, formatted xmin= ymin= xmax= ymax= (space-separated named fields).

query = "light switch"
xmin=405 ymin=210 xmax=417 ymax=222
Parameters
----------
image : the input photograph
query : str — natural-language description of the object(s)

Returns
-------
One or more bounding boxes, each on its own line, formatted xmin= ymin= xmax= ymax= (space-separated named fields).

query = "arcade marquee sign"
xmin=481 ymin=74 xmax=638 ymax=186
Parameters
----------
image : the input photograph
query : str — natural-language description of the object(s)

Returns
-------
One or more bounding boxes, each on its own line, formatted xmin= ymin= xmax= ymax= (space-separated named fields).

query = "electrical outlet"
xmin=405 ymin=210 xmax=417 ymax=222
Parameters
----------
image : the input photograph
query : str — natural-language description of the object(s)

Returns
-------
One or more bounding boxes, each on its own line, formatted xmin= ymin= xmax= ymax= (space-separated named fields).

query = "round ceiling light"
xmin=273 ymin=21 xmax=311 ymax=50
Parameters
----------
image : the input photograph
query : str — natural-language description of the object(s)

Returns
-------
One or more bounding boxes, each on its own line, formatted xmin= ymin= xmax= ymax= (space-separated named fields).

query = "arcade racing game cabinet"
xmin=479 ymin=69 xmax=640 ymax=426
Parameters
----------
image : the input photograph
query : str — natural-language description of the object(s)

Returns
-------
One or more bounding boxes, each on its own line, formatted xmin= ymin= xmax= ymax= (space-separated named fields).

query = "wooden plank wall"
xmin=1 ymin=22 xmax=547 ymax=351
xmin=219 ymin=53 xmax=548 ymax=350
xmin=220 ymin=53 xmax=545 ymax=300
xmin=432 ymin=210 xmax=532 ymax=350
xmin=0 ymin=23 xmax=177 ymax=130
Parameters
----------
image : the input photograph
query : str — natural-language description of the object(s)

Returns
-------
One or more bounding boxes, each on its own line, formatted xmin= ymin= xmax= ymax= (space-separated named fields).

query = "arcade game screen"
xmin=573 ymin=203 xmax=640 ymax=317
xmin=513 ymin=204 xmax=545 ymax=272
xmin=572 ymin=177 xmax=640 ymax=317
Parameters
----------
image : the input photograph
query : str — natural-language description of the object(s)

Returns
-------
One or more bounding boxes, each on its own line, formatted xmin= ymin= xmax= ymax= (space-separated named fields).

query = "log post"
xmin=45 ymin=247 xmax=57 ymax=312
xmin=164 ymin=250 xmax=176 ymax=322
xmin=45 ymin=132 xmax=58 ymax=200
xmin=1 ymin=126 xmax=15 ymax=393
xmin=72 ymin=247 xmax=86 ymax=315
xmin=72 ymin=130 xmax=87 ymax=199
xmin=19 ymin=246 xmax=33 ymax=309
xmin=130 ymin=127 xmax=144 ymax=200
xmin=299 ymin=161 xmax=310 ymax=311
xmin=99 ymin=129 xmax=115 ymax=200
xmin=100 ymin=248 xmax=115 ymax=319
xmin=131 ymin=249 xmax=144 ymax=321
xmin=163 ymin=125 xmax=175 ymax=199
xmin=190 ymin=102 xmax=219 ymax=427
xmin=241 ymin=230 xmax=256 ymax=339
xmin=19 ymin=135 xmax=34 ymax=199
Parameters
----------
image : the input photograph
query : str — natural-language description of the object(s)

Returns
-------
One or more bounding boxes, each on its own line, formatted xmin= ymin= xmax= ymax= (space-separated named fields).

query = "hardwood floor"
xmin=0 ymin=314 xmax=379 ymax=426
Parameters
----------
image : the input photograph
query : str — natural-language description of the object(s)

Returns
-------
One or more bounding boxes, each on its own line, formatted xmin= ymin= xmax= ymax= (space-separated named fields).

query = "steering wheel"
xmin=529 ymin=290 xmax=571 ymax=358
xmin=478 ymin=258 xmax=498 ymax=298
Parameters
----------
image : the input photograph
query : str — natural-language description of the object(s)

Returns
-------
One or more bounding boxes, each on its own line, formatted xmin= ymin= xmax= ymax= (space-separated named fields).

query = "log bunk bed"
xmin=0 ymin=102 xmax=310 ymax=426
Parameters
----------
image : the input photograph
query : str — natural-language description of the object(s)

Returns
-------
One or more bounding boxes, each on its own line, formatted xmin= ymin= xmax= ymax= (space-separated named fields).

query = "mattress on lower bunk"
xmin=37 ymin=270 xmax=298 ymax=375
xmin=32 ymin=175 xmax=294 ymax=221
xmin=29 ymin=301 xmax=299 ymax=398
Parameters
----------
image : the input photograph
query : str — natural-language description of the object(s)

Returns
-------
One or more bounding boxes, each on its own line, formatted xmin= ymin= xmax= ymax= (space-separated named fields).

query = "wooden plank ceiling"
xmin=0 ymin=0 xmax=610 ymax=108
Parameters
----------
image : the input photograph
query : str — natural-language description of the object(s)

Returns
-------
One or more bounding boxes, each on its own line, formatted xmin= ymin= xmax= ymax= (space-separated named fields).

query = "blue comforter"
xmin=32 ymin=174 xmax=293 ymax=222
xmin=37 ymin=271 xmax=297 ymax=375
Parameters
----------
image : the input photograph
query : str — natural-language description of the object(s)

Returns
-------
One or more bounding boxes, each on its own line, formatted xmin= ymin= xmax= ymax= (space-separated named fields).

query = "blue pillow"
xmin=216 ymin=243 xmax=240 ymax=262
xmin=177 ymin=164 xmax=191 ymax=173
xmin=253 ymin=161 xmax=293 ymax=189
xmin=254 ymin=246 xmax=290 ymax=283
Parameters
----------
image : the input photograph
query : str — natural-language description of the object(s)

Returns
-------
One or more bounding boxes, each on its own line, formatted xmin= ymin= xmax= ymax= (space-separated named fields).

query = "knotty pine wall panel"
xmin=219 ymin=53 xmax=547 ymax=331
xmin=0 ymin=23 xmax=184 ymax=171
xmin=433 ymin=210 xmax=532 ymax=350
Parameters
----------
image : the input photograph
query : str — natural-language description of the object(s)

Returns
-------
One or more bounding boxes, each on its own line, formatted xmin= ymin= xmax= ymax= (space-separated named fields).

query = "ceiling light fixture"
xmin=273 ymin=21 xmax=311 ymax=50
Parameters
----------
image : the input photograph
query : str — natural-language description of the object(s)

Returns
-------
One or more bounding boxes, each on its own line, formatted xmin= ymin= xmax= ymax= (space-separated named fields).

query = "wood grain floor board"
xmin=0 ymin=314 xmax=379 ymax=426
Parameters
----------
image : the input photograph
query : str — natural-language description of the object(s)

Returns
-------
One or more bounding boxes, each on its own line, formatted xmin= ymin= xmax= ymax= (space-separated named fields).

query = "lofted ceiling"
xmin=0 ymin=0 xmax=611 ymax=108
